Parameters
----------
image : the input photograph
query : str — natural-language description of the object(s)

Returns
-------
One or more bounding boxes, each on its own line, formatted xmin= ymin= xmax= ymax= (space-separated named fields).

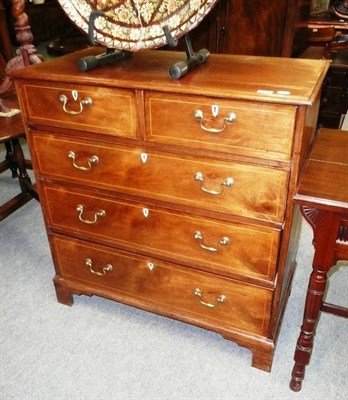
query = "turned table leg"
xmin=290 ymin=209 xmax=340 ymax=392
xmin=11 ymin=138 xmax=32 ymax=191
xmin=290 ymin=267 xmax=329 ymax=391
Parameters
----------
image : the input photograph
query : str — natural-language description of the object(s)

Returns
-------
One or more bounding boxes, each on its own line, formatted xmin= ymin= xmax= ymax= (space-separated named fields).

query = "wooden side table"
xmin=290 ymin=128 xmax=348 ymax=391
xmin=0 ymin=90 xmax=38 ymax=220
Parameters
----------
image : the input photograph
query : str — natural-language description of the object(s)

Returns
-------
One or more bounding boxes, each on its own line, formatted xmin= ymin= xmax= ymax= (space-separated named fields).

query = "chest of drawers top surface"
xmin=13 ymin=48 xmax=328 ymax=105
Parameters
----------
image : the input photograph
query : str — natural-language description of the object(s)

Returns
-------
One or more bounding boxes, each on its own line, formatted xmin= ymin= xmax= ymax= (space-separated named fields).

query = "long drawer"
xmin=32 ymin=132 xmax=288 ymax=223
xmin=20 ymin=82 xmax=138 ymax=138
xmin=145 ymin=92 xmax=296 ymax=161
xmin=42 ymin=185 xmax=280 ymax=283
xmin=51 ymin=235 xmax=273 ymax=336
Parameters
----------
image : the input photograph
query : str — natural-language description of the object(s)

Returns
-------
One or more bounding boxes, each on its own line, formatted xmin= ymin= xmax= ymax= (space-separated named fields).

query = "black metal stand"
xmin=163 ymin=26 xmax=210 ymax=79
xmin=78 ymin=48 xmax=131 ymax=72
xmin=77 ymin=12 xmax=210 ymax=76
xmin=77 ymin=10 xmax=132 ymax=72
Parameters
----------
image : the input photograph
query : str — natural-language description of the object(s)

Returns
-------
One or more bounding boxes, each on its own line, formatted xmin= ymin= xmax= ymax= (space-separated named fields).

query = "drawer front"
xmin=145 ymin=92 xmax=296 ymax=161
xmin=32 ymin=133 xmax=288 ymax=222
xmin=43 ymin=186 xmax=280 ymax=283
xmin=20 ymin=82 xmax=138 ymax=138
xmin=52 ymin=235 xmax=272 ymax=336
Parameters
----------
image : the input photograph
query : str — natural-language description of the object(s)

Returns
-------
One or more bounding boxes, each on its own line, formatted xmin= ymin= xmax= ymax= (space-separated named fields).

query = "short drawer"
xmin=145 ymin=92 xmax=296 ymax=161
xmin=32 ymin=132 xmax=288 ymax=223
xmin=52 ymin=235 xmax=272 ymax=336
xmin=43 ymin=185 xmax=280 ymax=283
xmin=20 ymin=81 xmax=138 ymax=138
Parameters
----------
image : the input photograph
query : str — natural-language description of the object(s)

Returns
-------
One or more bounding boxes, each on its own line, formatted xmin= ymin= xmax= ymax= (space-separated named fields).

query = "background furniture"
xmin=301 ymin=46 xmax=348 ymax=128
xmin=0 ymin=91 xmax=37 ymax=221
xmin=13 ymin=48 xmax=327 ymax=372
xmin=4 ymin=0 xmax=81 ymax=45
xmin=319 ymin=52 xmax=348 ymax=127
xmin=173 ymin=0 xmax=312 ymax=57
xmin=3 ymin=0 xmax=88 ymax=56
xmin=2 ymin=0 xmax=312 ymax=57
xmin=290 ymin=127 xmax=348 ymax=391
xmin=0 ymin=0 xmax=13 ymax=71
xmin=1 ymin=0 xmax=44 ymax=94
xmin=0 ymin=0 xmax=40 ymax=219
xmin=299 ymin=2 xmax=348 ymax=129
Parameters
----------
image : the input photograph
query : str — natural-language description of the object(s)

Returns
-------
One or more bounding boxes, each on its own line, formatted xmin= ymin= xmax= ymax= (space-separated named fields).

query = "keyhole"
xmin=72 ymin=90 xmax=78 ymax=101
xmin=147 ymin=262 xmax=155 ymax=271
xmin=211 ymin=105 xmax=219 ymax=118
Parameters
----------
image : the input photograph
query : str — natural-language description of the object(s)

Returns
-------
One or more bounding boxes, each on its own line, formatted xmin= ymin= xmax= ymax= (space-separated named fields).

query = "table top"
xmin=0 ymin=90 xmax=24 ymax=142
xmin=294 ymin=128 xmax=348 ymax=212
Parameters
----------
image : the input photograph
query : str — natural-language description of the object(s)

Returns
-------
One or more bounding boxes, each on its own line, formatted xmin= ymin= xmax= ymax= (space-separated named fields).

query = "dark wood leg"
xmin=11 ymin=138 xmax=30 ymax=190
xmin=4 ymin=140 xmax=18 ymax=178
xmin=11 ymin=138 xmax=38 ymax=200
xmin=289 ymin=267 xmax=328 ymax=391
xmin=290 ymin=209 xmax=340 ymax=391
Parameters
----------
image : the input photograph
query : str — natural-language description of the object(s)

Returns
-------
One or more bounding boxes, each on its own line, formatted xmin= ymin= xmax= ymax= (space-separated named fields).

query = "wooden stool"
xmin=0 ymin=92 xmax=38 ymax=221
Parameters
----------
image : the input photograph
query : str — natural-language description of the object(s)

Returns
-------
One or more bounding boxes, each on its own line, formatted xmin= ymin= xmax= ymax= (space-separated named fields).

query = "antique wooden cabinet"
xmin=13 ymin=49 xmax=328 ymax=371
xmin=184 ymin=0 xmax=311 ymax=57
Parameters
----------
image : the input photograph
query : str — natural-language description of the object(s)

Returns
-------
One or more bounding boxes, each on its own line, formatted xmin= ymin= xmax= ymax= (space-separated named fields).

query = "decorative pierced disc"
xmin=57 ymin=0 xmax=218 ymax=51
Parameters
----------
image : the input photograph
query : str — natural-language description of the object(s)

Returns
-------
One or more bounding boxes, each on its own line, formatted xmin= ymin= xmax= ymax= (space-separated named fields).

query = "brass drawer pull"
xmin=76 ymin=204 xmax=106 ymax=224
xmin=85 ymin=258 xmax=113 ymax=276
xmin=194 ymin=231 xmax=230 ymax=252
xmin=68 ymin=151 xmax=99 ymax=171
xmin=59 ymin=90 xmax=92 ymax=116
xmin=194 ymin=172 xmax=234 ymax=195
xmin=193 ymin=288 xmax=227 ymax=308
xmin=193 ymin=109 xmax=236 ymax=133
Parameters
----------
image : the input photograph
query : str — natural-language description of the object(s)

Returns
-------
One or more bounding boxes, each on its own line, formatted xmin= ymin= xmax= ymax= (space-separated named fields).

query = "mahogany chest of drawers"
xmin=13 ymin=49 xmax=328 ymax=372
